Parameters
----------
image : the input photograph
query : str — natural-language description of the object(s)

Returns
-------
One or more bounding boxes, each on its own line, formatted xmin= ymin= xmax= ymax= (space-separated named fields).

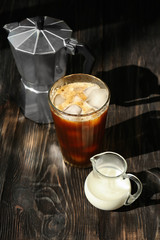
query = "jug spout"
xmin=90 ymin=156 xmax=96 ymax=166
xmin=3 ymin=22 xmax=19 ymax=33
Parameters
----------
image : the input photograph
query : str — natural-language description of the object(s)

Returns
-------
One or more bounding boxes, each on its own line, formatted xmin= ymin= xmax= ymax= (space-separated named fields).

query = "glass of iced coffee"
xmin=48 ymin=74 xmax=110 ymax=168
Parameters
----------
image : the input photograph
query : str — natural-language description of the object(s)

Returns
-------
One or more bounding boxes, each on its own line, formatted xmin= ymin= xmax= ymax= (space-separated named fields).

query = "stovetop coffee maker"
xmin=4 ymin=16 xmax=94 ymax=123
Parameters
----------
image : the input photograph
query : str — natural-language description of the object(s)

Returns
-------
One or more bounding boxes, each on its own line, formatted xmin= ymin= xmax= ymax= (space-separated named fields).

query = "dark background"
xmin=1 ymin=0 xmax=160 ymax=101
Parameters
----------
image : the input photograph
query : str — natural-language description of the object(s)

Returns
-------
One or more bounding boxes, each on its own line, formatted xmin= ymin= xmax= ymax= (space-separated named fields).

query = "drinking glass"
xmin=48 ymin=73 xmax=110 ymax=168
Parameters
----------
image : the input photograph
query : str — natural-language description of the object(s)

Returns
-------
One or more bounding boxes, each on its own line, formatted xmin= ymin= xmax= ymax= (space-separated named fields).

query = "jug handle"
xmin=124 ymin=173 xmax=143 ymax=205
xmin=76 ymin=43 xmax=95 ymax=74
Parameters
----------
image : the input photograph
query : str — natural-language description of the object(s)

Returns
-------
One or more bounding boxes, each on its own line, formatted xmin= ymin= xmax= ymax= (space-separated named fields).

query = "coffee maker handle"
xmin=65 ymin=38 xmax=95 ymax=74
xmin=76 ymin=43 xmax=95 ymax=74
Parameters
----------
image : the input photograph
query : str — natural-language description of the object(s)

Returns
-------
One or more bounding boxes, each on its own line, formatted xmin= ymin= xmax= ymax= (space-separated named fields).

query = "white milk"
xmin=84 ymin=167 xmax=131 ymax=210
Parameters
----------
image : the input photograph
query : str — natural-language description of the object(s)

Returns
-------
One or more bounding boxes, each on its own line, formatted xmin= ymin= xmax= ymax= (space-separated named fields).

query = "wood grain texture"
xmin=0 ymin=0 xmax=160 ymax=239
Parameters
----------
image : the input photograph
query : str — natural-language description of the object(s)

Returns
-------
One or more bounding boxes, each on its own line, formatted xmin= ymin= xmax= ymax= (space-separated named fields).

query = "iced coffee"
xmin=48 ymin=74 xmax=110 ymax=168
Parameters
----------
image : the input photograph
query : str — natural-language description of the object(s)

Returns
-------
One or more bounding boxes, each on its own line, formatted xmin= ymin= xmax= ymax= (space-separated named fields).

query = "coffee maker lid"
xmin=5 ymin=16 xmax=72 ymax=54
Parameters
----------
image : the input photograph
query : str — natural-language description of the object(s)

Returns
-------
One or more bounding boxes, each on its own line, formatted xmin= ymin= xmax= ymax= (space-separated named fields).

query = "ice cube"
xmin=73 ymin=95 xmax=82 ymax=102
xmin=84 ymin=84 xmax=100 ymax=97
xmin=86 ymin=89 xmax=108 ymax=109
xmin=54 ymin=94 xmax=65 ymax=106
xmin=64 ymin=104 xmax=82 ymax=115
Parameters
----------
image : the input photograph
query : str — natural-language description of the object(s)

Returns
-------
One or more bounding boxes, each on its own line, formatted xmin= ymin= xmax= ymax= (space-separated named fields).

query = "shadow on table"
xmin=97 ymin=66 xmax=160 ymax=157
xmin=117 ymin=167 xmax=160 ymax=211
xmin=97 ymin=65 xmax=160 ymax=106
xmin=104 ymin=110 xmax=160 ymax=158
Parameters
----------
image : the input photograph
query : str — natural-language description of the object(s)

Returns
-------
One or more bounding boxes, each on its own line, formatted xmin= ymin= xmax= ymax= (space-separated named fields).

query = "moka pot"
xmin=4 ymin=16 xmax=94 ymax=123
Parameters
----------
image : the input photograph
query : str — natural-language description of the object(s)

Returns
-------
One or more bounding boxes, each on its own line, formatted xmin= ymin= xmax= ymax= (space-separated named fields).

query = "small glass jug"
xmin=84 ymin=151 xmax=143 ymax=210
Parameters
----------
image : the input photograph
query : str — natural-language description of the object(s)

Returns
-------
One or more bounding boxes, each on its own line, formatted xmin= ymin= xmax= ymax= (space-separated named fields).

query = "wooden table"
xmin=0 ymin=1 xmax=160 ymax=239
